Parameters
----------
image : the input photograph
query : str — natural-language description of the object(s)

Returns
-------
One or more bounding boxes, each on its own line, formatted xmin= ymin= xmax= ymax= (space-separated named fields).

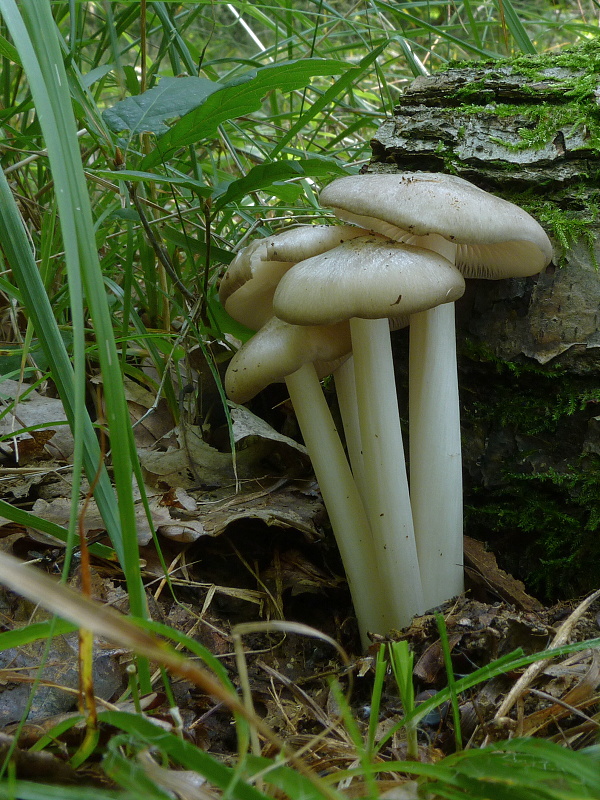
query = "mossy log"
xmin=367 ymin=42 xmax=600 ymax=600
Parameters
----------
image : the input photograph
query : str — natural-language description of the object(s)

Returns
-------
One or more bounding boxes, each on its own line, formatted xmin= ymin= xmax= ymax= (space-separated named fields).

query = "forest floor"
xmin=0 ymin=375 xmax=599 ymax=788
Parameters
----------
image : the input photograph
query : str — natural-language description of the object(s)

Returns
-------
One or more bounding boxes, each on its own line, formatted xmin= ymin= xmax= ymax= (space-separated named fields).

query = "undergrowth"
xmin=0 ymin=0 xmax=598 ymax=796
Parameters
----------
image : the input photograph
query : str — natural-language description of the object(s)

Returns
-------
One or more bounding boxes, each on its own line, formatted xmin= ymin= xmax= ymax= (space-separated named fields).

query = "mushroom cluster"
xmin=219 ymin=173 xmax=553 ymax=648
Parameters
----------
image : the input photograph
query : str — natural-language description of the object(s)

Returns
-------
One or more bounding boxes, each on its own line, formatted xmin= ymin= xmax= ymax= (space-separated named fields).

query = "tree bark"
xmin=366 ymin=46 xmax=600 ymax=599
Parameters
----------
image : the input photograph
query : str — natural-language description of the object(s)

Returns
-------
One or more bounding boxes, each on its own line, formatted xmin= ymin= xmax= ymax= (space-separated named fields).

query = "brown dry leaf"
xmin=464 ymin=535 xmax=543 ymax=611
xmin=0 ymin=379 xmax=73 ymax=460
xmin=123 ymin=377 xmax=175 ymax=448
xmin=0 ymin=732 xmax=76 ymax=783
xmin=262 ymin=549 xmax=341 ymax=596
xmin=141 ymin=409 xmax=309 ymax=491
xmin=0 ymin=492 xmax=201 ymax=546
xmin=521 ymin=649 xmax=600 ymax=735
xmin=91 ymin=375 xmax=175 ymax=449
xmin=413 ymin=633 xmax=462 ymax=684
xmin=196 ymin=482 xmax=323 ymax=541
xmin=0 ymin=479 xmax=321 ymax=546
xmin=141 ymin=429 xmax=237 ymax=489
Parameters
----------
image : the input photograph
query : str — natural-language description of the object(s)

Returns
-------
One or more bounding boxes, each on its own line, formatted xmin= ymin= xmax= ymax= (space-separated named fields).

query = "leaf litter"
xmin=0 ymin=374 xmax=599 ymax=793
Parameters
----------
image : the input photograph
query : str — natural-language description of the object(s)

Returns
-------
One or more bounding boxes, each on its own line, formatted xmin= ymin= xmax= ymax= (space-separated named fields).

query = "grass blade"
xmin=0 ymin=0 xmax=151 ymax=685
xmin=495 ymin=0 xmax=537 ymax=54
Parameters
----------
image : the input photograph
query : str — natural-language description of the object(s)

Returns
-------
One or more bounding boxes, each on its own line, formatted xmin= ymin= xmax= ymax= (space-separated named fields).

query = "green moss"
xmin=438 ymin=40 xmax=600 ymax=186
xmin=445 ymin=38 xmax=600 ymax=83
xmin=466 ymin=460 xmax=600 ymax=600
xmin=481 ymin=102 xmax=600 ymax=153
xmin=461 ymin=331 xmax=600 ymax=599
xmin=461 ymin=337 xmax=566 ymax=378
xmin=469 ymin=378 xmax=596 ymax=437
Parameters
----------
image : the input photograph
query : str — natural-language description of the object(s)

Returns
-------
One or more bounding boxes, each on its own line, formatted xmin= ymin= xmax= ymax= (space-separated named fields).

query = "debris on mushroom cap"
xmin=319 ymin=172 xmax=553 ymax=278
xmin=225 ymin=316 xmax=352 ymax=404
xmin=264 ymin=223 xmax=372 ymax=263
xmin=273 ymin=235 xmax=465 ymax=326
xmin=218 ymin=237 xmax=295 ymax=331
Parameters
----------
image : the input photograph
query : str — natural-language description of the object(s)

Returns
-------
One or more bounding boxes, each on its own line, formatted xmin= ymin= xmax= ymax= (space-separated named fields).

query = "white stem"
xmin=285 ymin=363 xmax=386 ymax=647
xmin=407 ymin=234 xmax=463 ymax=609
xmin=409 ymin=303 xmax=464 ymax=609
xmin=333 ymin=357 xmax=367 ymax=503
xmin=350 ymin=317 xmax=425 ymax=630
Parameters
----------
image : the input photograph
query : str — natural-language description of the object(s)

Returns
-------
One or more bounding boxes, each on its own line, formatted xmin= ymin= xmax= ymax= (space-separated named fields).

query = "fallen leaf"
xmin=464 ymin=536 xmax=543 ymax=611
xmin=0 ymin=379 xmax=73 ymax=460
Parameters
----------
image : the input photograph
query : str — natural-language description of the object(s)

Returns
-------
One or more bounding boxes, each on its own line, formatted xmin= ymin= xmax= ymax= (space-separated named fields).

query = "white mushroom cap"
xmin=273 ymin=235 xmax=465 ymax=326
xmin=225 ymin=316 xmax=351 ymax=404
xmin=219 ymin=225 xmax=377 ymax=331
xmin=265 ymin=224 xmax=372 ymax=263
xmin=319 ymin=173 xmax=553 ymax=279
xmin=219 ymin=237 xmax=294 ymax=331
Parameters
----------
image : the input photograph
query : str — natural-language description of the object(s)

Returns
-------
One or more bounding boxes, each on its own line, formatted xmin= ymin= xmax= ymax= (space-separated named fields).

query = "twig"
xmin=483 ymin=587 xmax=600 ymax=745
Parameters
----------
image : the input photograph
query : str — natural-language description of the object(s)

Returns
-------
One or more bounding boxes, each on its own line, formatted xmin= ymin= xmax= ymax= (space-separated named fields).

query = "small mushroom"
xmin=219 ymin=236 xmax=294 ymax=332
xmin=264 ymin=223 xmax=370 ymax=263
xmin=320 ymin=172 xmax=553 ymax=609
xmin=273 ymin=235 xmax=465 ymax=629
xmin=225 ymin=316 xmax=386 ymax=646
xmin=219 ymin=225 xmax=371 ymax=331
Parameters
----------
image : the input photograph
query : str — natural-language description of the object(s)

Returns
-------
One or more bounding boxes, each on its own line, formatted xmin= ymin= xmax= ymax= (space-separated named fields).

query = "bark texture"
xmin=367 ymin=42 xmax=600 ymax=599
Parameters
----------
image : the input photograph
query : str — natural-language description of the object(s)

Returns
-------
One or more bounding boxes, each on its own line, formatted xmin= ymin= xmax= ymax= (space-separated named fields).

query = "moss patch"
xmin=461 ymin=341 xmax=600 ymax=601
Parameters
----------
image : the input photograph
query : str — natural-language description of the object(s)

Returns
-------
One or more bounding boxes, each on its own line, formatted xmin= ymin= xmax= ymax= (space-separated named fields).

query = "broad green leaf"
xmin=91 ymin=168 xmax=212 ymax=197
xmin=213 ymin=157 xmax=348 ymax=211
xmin=208 ymin=295 xmax=256 ymax=342
xmin=263 ymin=182 xmax=304 ymax=202
xmin=161 ymin=225 xmax=234 ymax=264
xmin=103 ymin=75 xmax=226 ymax=135
xmin=270 ymin=43 xmax=389 ymax=159
xmin=142 ymin=59 xmax=349 ymax=168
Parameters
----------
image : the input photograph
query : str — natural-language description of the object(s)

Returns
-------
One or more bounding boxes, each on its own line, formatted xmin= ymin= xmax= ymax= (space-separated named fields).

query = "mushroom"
xmin=273 ymin=235 xmax=465 ymax=629
xmin=219 ymin=224 xmax=371 ymax=331
xmin=319 ymin=172 xmax=553 ymax=609
xmin=218 ymin=236 xmax=294 ymax=332
xmin=264 ymin=223 xmax=369 ymax=262
xmin=258 ymin=223 xmax=379 ymax=505
xmin=225 ymin=315 xmax=387 ymax=646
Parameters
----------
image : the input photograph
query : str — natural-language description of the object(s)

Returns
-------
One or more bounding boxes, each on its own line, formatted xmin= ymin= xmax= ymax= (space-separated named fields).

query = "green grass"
xmin=0 ymin=0 xmax=598 ymax=796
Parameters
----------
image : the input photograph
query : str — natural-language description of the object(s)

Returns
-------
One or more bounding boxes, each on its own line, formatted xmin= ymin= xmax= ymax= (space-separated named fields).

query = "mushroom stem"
xmin=284 ymin=362 xmax=387 ymax=647
xmin=349 ymin=317 xmax=425 ymax=629
xmin=333 ymin=356 xmax=367 ymax=501
xmin=409 ymin=302 xmax=464 ymax=609
xmin=406 ymin=234 xmax=464 ymax=608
